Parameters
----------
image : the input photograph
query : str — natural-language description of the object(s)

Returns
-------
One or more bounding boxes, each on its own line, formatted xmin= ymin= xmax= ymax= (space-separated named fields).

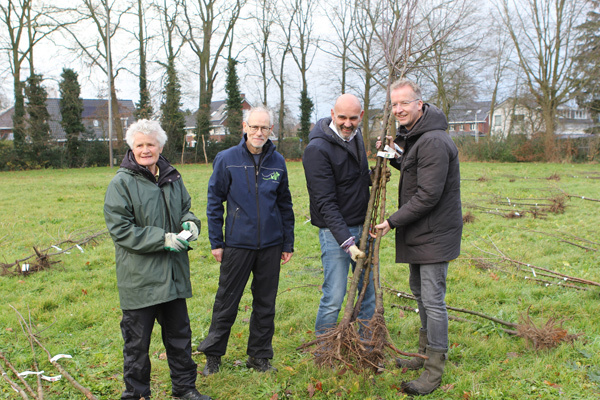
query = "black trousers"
xmin=120 ymin=298 xmax=197 ymax=399
xmin=198 ymin=245 xmax=282 ymax=359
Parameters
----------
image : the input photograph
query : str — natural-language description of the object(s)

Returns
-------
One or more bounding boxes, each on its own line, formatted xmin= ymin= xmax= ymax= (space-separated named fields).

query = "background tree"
xmin=247 ymin=0 xmax=276 ymax=105
xmin=59 ymin=68 xmax=85 ymax=168
xmin=498 ymin=0 xmax=586 ymax=159
xmin=320 ymin=0 xmax=354 ymax=94
xmin=0 ymin=0 xmax=52 ymax=157
xmin=271 ymin=5 xmax=293 ymax=143
xmin=348 ymin=0 xmax=386 ymax=153
xmin=224 ymin=57 xmax=243 ymax=136
xmin=134 ymin=0 xmax=153 ymax=119
xmin=573 ymin=0 xmax=600 ymax=128
xmin=49 ymin=0 xmax=134 ymax=146
xmin=24 ymin=73 xmax=50 ymax=162
xmin=285 ymin=0 xmax=318 ymax=143
xmin=159 ymin=0 xmax=186 ymax=163
xmin=180 ymin=0 xmax=245 ymax=138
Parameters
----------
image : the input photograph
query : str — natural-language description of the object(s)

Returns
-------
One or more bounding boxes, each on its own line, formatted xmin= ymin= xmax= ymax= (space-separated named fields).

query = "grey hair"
xmin=125 ymin=119 xmax=168 ymax=149
xmin=243 ymin=105 xmax=274 ymax=126
xmin=390 ymin=78 xmax=422 ymax=99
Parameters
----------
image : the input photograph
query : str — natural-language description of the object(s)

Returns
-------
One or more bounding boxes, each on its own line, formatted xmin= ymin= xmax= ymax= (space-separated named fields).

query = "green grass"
xmin=1 ymin=161 xmax=600 ymax=399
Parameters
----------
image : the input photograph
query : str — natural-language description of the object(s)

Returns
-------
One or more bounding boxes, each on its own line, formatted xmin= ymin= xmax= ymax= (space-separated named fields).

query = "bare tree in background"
xmin=247 ymin=0 xmax=276 ymax=105
xmin=270 ymin=5 xmax=293 ymax=143
xmin=0 ymin=0 xmax=54 ymax=155
xmin=416 ymin=0 xmax=481 ymax=116
xmin=498 ymin=0 xmax=586 ymax=159
xmin=132 ymin=0 xmax=154 ymax=119
xmin=284 ymin=0 xmax=318 ymax=143
xmin=481 ymin=17 xmax=514 ymax=137
xmin=48 ymin=0 xmax=135 ymax=146
xmin=320 ymin=0 xmax=353 ymax=94
xmin=347 ymin=0 xmax=386 ymax=153
xmin=180 ymin=0 xmax=245 ymax=137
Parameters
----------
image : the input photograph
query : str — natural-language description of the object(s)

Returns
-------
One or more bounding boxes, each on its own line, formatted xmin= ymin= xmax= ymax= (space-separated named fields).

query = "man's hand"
xmin=375 ymin=135 xmax=394 ymax=150
xmin=182 ymin=221 xmax=199 ymax=241
xmin=164 ymin=233 xmax=189 ymax=252
xmin=348 ymin=245 xmax=366 ymax=261
xmin=212 ymin=248 xmax=224 ymax=263
xmin=372 ymin=220 xmax=392 ymax=237
xmin=281 ymin=252 xmax=293 ymax=265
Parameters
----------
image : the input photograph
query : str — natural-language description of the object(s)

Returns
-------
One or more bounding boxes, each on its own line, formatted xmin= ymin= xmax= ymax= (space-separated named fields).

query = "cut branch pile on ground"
xmin=1 ymin=229 xmax=107 ymax=276
xmin=0 ymin=306 xmax=98 ymax=399
xmin=384 ymin=286 xmax=582 ymax=350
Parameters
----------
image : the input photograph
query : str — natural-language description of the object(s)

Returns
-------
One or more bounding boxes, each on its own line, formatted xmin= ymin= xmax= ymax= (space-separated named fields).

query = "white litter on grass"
xmin=50 ymin=354 xmax=72 ymax=363
xmin=41 ymin=375 xmax=62 ymax=382
xmin=76 ymin=244 xmax=84 ymax=253
xmin=21 ymin=264 xmax=29 ymax=272
xmin=18 ymin=370 xmax=44 ymax=377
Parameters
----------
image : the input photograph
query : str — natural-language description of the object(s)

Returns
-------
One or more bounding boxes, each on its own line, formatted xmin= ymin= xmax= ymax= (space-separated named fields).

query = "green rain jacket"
xmin=104 ymin=150 xmax=201 ymax=310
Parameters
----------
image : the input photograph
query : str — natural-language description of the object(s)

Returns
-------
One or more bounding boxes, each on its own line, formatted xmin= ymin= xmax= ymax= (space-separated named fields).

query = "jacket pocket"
xmin=404 ymin=216 xmax=433 ymax=246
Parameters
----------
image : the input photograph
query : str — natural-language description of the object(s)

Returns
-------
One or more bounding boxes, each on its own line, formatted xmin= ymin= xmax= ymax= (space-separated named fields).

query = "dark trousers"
xmin=198 ymin=245 xmax=282 ymax=359
xmin=120 ymin=298 xmax=197 ymax=399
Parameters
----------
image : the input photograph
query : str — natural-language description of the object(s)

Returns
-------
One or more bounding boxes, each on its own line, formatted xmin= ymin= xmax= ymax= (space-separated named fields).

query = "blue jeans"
xmin=315 ymin=226 xmax=375 ymax=335
xmin=409 ymin=262 xmax=449 ymax=350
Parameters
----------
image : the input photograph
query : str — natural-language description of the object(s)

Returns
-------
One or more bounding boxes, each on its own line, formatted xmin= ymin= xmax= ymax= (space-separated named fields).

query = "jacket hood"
xmin=119 ymin=149 xmax=180 ymax=186
xmin=400 ymin=103 xmax=448 ymax=139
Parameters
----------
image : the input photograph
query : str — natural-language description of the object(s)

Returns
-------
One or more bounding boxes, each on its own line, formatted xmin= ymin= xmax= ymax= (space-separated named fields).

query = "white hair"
xmin=243 ymin=106 xmax=274 ymax=125
xmin=125 ymin=119 xmax=168 ymax=149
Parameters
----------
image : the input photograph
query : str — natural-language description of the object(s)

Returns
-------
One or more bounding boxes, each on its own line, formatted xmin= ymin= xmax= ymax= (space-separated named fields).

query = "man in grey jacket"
xmin=375 ymin=78 xmax=462 ymax=396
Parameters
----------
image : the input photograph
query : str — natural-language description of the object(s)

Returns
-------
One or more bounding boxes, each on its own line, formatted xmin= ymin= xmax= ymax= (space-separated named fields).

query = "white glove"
xmin=164 ymin=233 xmax=189 ymax=252
xmin=348 ymin=245 xmax=366 ymax=262
xmin=182 ymin=221 xmax=199 ymax=241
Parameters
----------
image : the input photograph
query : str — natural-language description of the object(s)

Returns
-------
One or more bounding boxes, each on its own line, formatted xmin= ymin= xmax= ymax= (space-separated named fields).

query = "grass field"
xmin=1 ymin=161 xmax=599 ymax=399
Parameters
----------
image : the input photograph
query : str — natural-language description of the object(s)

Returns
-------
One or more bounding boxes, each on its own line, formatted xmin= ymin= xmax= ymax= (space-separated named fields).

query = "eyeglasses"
xmin=390 ymin=99 xmax=421 ymax=109
xmin=247 ymin=125 xmax=272 ymax=133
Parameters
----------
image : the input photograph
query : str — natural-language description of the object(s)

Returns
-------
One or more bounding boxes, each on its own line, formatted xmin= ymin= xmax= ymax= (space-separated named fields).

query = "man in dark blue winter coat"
xmin=198 ymin=106 xmax=295 ymax=376
xmin=375 ymin=78 xmax=462 ymax=396
xmin=302 ymin=93 xmax=375 ymax=336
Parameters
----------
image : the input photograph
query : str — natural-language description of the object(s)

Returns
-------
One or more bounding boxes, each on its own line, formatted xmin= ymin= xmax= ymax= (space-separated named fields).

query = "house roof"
xmin=447 ymin=101 xmax=491 ymax=123
xmin=184 ymin=97 xmax=252 ymax=130
xmin=0 ymin=98 xmax=135 ymax=141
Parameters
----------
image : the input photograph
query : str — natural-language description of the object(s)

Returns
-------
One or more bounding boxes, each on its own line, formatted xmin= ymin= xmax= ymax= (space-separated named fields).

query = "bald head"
xmin=331 ymin=94 xmax=364 ymax=140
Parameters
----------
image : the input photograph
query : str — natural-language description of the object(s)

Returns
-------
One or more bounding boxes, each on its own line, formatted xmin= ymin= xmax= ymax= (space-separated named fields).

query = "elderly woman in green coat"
xmin=104 ymin=119 xmax=211 ymax=400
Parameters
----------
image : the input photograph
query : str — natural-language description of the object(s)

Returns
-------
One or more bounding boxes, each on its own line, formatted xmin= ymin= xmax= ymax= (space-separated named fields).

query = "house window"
xmin=121 ymin=117 xmax=128 ymax=130
xmin=470 ymin=123 xmax=476 ymax=130
xmin=494 ymin=115 xmax=502 ymax=126
xmin=514 ymin=114 xmax=525 ymax=122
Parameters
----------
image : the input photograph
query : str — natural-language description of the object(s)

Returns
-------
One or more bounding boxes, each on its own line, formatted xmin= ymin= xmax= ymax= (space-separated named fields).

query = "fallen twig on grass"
xmin=472 ymin=257 xmax=590 ymax=291
xmin=10 ymin=305 xmax=99 ymax=400
xmin=1 ymin=229 xmax=107 ymax=276
xmin=0 ymin=355 xmax=32 ymax=399
xmin=524 ymin=229 xmax=598 ymax=252
xmin=385 ymin=287 xmax=582 ymax=348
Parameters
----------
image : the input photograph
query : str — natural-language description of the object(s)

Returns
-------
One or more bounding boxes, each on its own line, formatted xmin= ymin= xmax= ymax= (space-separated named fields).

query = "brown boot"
xmin=396 ymin=329 xmax=428 ymax=370
xmin=401 ymin=346 xmax=446 ymax=396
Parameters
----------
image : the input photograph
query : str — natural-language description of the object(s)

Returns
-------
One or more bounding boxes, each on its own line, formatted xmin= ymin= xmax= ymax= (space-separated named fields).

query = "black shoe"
xmin=202 ymin=355 xmax=221 ymax=376
xmin=172 ymin=389 xmax=212 ymax=400
xmin=246 ymin=357 xmax=277 ymax=372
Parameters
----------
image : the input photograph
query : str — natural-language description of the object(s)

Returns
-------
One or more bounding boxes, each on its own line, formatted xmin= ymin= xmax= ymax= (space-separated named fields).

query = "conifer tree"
xmin=160 ymin=54 xmax=186 ymax=161
xmin=59 ymin=68 xmax=85 ymax=167
xmin=24 ymin=74 xmax=50 ymax=162
xmin=224 ymin=57 xmax=243 ymax=136
xmin=298 ymin=89 xmax=313 ymax=143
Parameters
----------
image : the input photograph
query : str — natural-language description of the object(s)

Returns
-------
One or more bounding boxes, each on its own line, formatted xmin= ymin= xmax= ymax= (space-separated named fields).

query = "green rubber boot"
xmin=401 ymin=346 xmax=446 ymax=396
xmin=396 ymin=329 xmax=428 ymax=370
